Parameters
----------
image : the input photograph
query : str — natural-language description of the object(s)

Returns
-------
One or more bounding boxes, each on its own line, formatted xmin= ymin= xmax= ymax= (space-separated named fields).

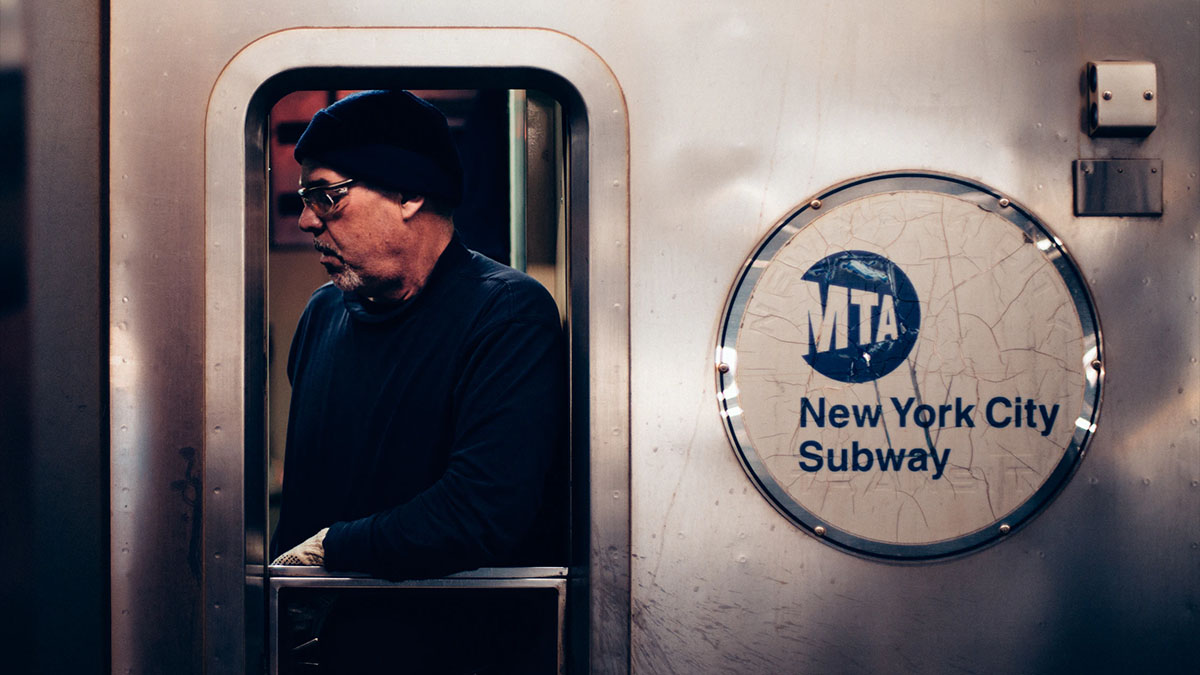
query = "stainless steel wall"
xmin=625 ymin=3 xmax=1197 ymax=673
xmin=110 ymin=1 xmax=1199 ymax=673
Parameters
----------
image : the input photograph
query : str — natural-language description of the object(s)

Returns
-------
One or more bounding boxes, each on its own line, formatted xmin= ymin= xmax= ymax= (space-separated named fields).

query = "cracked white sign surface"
xmin=729 ymin=190 xmax=1090 ymax=546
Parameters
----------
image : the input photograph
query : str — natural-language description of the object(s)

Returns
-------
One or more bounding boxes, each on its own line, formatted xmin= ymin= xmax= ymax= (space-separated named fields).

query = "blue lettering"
xmin=954 ymin=398 xmax=976 ymax=427
xmin=1039 ymin=403 xmax=1060 ymax=437
xmin=929 ymin=448 xmax=950 ymax=480
xmin=906 ymin=448 xmax=928 ymax=472
xmin=853 ymin=404 xmax=883 ymax=427
xmin=827 ymin=446 xmax=849 ymax=472
xmin=891 ymin=396 xmax=915 ymax=426
xmin=798 ymin=440 xmax=824 ymax=471
xmin=799 ymin=398 xmax=825 ymax=427
xmin=795 ymin=443 xmax=952 ymax=479
xmin=914 ymin=404 xmax=936 ymax=428
xmin=829 ymin=404 xmax=850 ymax=428
xmin=986 ymin=396 xmax=1012 ymax=427
xmin=852 ymin=441 xmax=873 ymax=471
xmin=875 ymin=446 xmax=907 ymax=471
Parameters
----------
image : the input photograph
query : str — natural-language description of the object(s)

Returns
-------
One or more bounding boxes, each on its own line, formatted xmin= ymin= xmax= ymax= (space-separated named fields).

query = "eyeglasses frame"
xmin=297 ymin=178 xmax=358 ymax=216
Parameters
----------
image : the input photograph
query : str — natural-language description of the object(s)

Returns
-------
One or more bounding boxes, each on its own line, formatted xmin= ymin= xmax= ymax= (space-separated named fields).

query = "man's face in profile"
xmin=298 ymin=162 xmax=427 ymax=299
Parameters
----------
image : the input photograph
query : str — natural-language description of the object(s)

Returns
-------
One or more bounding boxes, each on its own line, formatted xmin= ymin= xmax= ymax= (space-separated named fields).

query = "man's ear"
xmin=399 ymin=195 xmax=425 ymax=219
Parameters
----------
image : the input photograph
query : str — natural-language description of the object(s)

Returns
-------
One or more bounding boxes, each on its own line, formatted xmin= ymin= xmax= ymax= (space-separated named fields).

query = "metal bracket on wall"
xmin=1086 ymin=61 xmax=1157 ymax=137
xmin=1073 ymin=159 xmax=1163 ymax=217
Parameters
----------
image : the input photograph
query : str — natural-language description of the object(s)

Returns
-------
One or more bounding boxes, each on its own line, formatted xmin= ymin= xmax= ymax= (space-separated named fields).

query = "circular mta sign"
xmin=717 ymin=173 xmax=1102 ymax=561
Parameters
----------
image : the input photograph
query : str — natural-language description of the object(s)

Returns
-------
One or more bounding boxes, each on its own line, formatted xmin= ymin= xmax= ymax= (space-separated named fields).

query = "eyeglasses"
xmin=297 ymin=178 xmax=358 ymax=217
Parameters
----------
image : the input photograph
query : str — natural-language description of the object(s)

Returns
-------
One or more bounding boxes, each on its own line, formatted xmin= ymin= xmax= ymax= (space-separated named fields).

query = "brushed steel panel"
xmin=110 ymin=1 xmax=1198 ymax=673
xmin=628 ymin=2 xmax=1197 ymax=673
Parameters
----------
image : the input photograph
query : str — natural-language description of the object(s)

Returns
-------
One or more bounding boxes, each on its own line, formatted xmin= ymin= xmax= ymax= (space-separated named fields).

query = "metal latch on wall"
xmin=1087 ymin=60 xmax=1157 ymax=137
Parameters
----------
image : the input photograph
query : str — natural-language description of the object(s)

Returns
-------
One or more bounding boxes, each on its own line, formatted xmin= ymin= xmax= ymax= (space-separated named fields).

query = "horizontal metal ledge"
xmin=261 ymin=565 xmax=568 ymax=583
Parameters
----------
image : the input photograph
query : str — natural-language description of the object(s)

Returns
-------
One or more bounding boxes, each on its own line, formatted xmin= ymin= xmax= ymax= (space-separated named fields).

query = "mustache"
xmin=313 ymin=241 xmax=342 ymax=258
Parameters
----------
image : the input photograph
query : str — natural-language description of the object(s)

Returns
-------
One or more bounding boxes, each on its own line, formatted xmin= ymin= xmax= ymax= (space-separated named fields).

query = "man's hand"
xmin=272 ymin=527 xmax=329 ymax=566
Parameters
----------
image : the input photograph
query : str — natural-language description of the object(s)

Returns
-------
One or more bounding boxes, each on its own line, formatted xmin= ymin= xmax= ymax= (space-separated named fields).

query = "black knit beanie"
xmin=293 ymin=90 xmax=463 ymax=206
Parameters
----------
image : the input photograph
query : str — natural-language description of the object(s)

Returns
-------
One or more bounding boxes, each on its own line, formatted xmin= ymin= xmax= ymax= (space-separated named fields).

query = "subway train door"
xmin=111 ymin=27 xmax=630 ymax=674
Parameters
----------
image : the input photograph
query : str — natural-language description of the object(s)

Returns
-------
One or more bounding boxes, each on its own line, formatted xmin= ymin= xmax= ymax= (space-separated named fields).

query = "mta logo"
xmin=802 ymin=251 xmax=919 ymax=383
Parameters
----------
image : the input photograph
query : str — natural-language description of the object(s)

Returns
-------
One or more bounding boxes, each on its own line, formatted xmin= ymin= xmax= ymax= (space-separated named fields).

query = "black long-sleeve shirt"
xmin=271 ymin=236 xmax=567 ymax=579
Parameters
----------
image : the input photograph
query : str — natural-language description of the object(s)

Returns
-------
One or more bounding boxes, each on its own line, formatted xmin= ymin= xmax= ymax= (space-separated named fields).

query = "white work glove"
xmin=271 ymin=527 xmax=329 ymax=566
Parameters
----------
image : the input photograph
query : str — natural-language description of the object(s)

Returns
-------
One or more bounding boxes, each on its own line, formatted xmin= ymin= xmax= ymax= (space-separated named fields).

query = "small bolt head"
xmin=809 ymin=199 xmax=822 ymax=210
xmin=814 ymin=526 xmax=826 ymax=536
xmin=718 ymin=362 xmax=730 ymax=374
xmin=1102 ymin=90 xmax=1113 ymax=100
xmin=1143 ymin=90 xmax=1154 ymax=100
xmin=999 ymin=524 xmax=1012 ymax=535
xmin=998 ymin=198 xmax=1011 ymax=208
xmin=1092 ymin=359 xmax=1102 ymax=371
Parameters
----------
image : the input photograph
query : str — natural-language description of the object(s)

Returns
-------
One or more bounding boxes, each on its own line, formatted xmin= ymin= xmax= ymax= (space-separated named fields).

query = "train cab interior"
xmin=259 ymin=83 xmax=580 ymax=673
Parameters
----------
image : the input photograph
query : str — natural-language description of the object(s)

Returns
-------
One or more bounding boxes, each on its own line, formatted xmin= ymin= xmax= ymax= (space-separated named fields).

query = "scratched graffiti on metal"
xmin=719 ymin=181 xmax=1099 ymax=558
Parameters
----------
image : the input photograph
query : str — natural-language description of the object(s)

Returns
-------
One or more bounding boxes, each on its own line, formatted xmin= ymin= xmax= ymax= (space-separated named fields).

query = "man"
xmin=270 ymin=90 xmax=566 ymax=583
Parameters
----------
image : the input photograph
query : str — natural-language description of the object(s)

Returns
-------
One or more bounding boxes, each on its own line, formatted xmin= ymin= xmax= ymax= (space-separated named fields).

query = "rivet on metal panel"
xmin=1102 ymin=90 xmax=1113 ymax=100
xmin=1144 ymin=90 xmax=1154 ymax=100
xmin=718 ymin=363 xmax=730 ymax=373
xmin=998 ymin=198 xmax=1011 ymax=208
xmin=999 ymin=524 xmax=1012 ymax=534
xmin=814 ymin=526 xmax=826 ymax=536
xmin=809 ymin=199 xmax=822 ymax=210
xmin=1092 ymin=359 xmax=1102 ymax=371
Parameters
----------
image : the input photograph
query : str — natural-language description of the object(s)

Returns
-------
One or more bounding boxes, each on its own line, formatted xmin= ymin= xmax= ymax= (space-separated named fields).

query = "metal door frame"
xmin=204 ymin=28 xmax=630 ymax=673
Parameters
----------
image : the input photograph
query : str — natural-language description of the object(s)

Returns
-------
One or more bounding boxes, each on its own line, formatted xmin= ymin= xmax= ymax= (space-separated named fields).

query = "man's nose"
xmin=298 ymin=205 xmax=324 ymax=233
